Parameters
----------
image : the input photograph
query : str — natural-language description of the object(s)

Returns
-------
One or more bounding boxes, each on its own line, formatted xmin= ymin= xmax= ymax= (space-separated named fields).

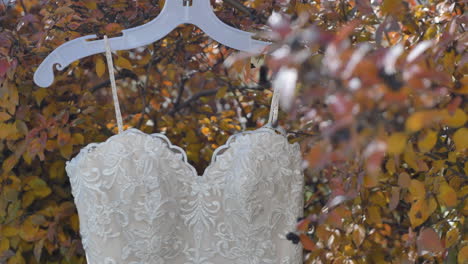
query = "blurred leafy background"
xmin=0 ymin=0 xmax=467 ymax=263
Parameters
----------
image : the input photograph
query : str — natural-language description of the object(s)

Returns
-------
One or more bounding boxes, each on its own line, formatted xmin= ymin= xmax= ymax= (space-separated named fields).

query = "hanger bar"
xmin=34 ymin=0 xmax=271 ymax=88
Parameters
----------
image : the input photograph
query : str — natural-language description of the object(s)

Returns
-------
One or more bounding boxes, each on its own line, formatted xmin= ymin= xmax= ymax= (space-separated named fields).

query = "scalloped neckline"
xmin=66 ymin=125 xmax=291 ymax=177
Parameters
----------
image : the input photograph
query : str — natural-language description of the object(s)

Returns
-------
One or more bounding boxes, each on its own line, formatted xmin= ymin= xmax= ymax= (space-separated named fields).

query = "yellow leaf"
xmin=408 ymin=197 xmax=436 ymax=228
xmin=0 ymin=122 xmax=17 ymax=139
xmin=32 ymin=89 xmax=49 ymax=106
xmin=59 ymin=144 xmax=73 ymax=159
xmin=35 ymin=185 xmax=51 ymax=199
xmin=417 ymin=130 xmax=437 ymax=153
xmin=385 ymin=158 xmax=396 ymax=174
xmin=352 ymin=225 xmax=365 ymax=247
xmin=22 ymin=191 xmax=36 ymax=208
xmin=71 ymin=133 xmax=84 ymax=145
xmin=444 ymin=228 xmax=459 ymax=248
xmin=0 ymin=111 xmax=11 ymax=121
xmin=84 ymin=1 xmax=97 ymax=9
xmin=437 ymin=184 xmax=457 ymax=207
xmin=2 ymin=155 xmax=19 ymax=173
xmin=423 ymin=25 xmax=437 ymax=40
xmin=185 ymin=44 xmax=202 ymax=53
xmin=25 ymin=176 xmax=52 ymax=198
xmin=387 ymin=133 xmax=407 ymax=155
xmin=442 ymin=50 xmax=456 ymax=72
xmin=19 ymin=218 xmax=39 ymax=242
xmin=363 ymin=173 xmax=379 ymax=188
xmin=2 ymin=225 xmax=19 ymax=237
xmin=460 ymin=185 xmax=468 ymax=198
xmin=381 ymin=0 xmax=404 ymax=15
xmin=367 ymin=206 xmax=382 ymax=225
xmin=409 ymin=180 xmax=425 ymax=201
xmin=459 ymin=246 xmax=468 ymax=263
xmin=454 ymin=75 xmax=468 ymax=94
xmin=115 ymin=56 xmax=133 ymax=70
xmin=441 ymin=108 xmax=467 ymax=128
xmin=7 ymin=250 xmax=25 ymax=264
xmin=0 ymin=237 xmax=9 ymax=252
xmin=49 ymin=160 xmax=65 ymax=180
xmin=70 ymin=214 xmax=79 ymax=232
xmin=96 ymin=56 xmax=106 ymax=78
xmin=296 ymin=3 xmax=316 ymax=16
xmin=54 ymin=6 xmax=74 ymax=15
xmin=216 ymin=86 xmax=228 ymax=99
xmin=453 ymin=128 xmax=468 ymax=151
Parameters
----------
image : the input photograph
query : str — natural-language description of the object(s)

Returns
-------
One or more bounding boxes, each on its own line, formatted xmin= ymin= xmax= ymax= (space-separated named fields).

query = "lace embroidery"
xmin=65 ymin=128 xmax=303 ymax=263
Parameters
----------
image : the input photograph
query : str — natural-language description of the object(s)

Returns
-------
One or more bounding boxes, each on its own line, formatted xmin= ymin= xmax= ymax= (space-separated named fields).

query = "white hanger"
xmin=33 ymin=0 xmax=271 ymax=88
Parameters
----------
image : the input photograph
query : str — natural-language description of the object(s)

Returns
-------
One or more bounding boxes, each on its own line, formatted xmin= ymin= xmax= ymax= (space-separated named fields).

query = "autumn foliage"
xmin=0 ymin=0 xmax=467 ymax=263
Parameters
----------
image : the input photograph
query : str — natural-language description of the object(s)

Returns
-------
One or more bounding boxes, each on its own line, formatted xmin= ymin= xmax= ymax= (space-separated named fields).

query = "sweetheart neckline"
xmin=66 ymin=124 xmax=296 ymax=178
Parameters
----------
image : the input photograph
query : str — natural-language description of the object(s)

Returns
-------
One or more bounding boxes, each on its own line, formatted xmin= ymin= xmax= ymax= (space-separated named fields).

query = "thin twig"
xmin=169 ymin=85 xmax=266 ymax=115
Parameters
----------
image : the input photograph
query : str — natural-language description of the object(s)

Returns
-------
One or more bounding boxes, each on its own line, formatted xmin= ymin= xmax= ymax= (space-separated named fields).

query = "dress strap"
xmin=103 ymin=35 xmax=124 ymax=134
xmin=267 ymin=84 xmax=280 ymax=126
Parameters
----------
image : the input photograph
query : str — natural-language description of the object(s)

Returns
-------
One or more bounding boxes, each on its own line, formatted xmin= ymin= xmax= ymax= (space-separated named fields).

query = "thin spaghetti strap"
xmin=267 ymin=84 xmax=280 ymax=126
xmin=103 ymin=35 xmax=124 ymax=134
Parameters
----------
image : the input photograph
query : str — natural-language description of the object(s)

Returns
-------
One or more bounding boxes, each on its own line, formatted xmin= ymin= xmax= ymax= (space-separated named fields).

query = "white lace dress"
xmin=64 ymin=36 xmax=304 ymax=264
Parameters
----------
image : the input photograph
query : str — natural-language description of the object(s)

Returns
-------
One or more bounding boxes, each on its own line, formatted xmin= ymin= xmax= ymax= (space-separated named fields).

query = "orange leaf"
xmin=405 ymin=111 xmax=441 ymax=132
xmin=201 ymin=127 xmax=211 ymax=136
xmin=105 ymin=23 xmax=123 ymax=34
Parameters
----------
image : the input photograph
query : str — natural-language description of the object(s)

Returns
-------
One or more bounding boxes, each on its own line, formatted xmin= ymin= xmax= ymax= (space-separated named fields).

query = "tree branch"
xmin=169 ymin=85 xmax=266 ymax=115
xmin=223 ymin=0 xmax=268 ymax=24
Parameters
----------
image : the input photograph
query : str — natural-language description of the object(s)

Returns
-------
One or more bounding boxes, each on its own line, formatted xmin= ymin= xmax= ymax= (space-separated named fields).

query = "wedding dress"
xmin=65 ymin=36 xmax=304 ymax=264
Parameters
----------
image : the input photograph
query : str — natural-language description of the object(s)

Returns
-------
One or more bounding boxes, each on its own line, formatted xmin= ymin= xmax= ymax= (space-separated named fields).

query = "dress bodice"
xmin=65 ymin=127 xmax=303 ymax=264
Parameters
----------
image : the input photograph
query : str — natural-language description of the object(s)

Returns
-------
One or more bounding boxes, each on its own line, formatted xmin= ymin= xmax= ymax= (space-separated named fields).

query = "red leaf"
xmin=297 ymin=218 xmax=311 ymax=232
xmin=299 ymin=234 xmax=317 ymax=251
xmin=0 ymin=58 xmax=10 ymax=78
